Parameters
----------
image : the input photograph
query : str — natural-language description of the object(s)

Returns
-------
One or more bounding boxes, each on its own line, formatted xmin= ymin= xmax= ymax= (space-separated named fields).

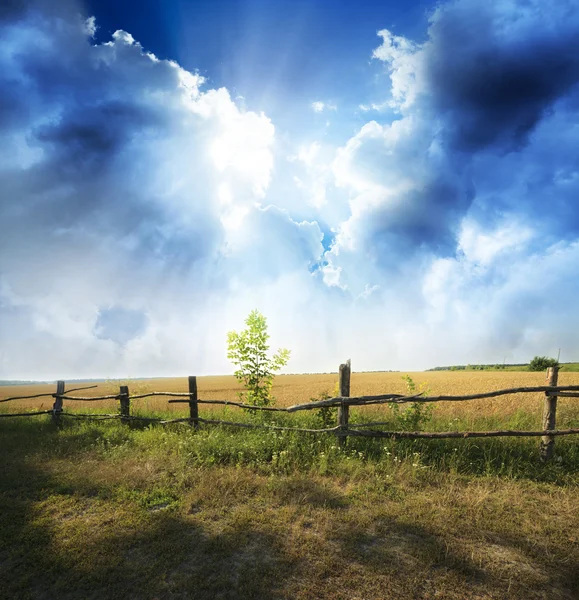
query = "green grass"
xmin=1 ymin=411 xmax=578 ymax=599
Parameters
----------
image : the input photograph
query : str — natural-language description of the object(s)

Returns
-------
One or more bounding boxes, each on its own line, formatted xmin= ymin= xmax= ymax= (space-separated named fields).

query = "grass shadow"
xmin=0 ymin=419 xmax=299 ymax=600
xmin=328 ymin=515 xmax=578 ymax=599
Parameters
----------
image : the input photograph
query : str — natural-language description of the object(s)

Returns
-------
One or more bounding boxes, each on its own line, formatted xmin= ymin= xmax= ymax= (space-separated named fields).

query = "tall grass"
xmin=3 ymin=406 xmax=578 ymax=484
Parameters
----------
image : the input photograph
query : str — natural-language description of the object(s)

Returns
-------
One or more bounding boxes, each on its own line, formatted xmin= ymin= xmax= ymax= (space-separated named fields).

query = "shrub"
xmin=529 ymin=356 xmax=559 ymax=372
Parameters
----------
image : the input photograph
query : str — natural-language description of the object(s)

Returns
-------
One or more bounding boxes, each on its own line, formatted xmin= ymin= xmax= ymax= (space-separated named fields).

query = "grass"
xmin=1 ymin=372 xmax=579 ymax=599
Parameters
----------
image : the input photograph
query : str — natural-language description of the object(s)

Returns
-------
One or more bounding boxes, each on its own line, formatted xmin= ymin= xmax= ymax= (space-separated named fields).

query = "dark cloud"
xmin=465 ymin=88 xmax=579 ymax=241
xmin=366 ymin=177 xmax=473 ymax=263
xmin=351 ymin=0 xmax=579 ymax=281
xmin=0 ymin=7 xmax=225 ymax=280
xmin=0 ymin=0 xmax=29 ymax=21
xmin=425 ymin=0 xmax=579 ymax=151
xmin=0 ymin=77 xmax=30 ymax=130
xmin=34 ymin=101 xmax=160 ymax=176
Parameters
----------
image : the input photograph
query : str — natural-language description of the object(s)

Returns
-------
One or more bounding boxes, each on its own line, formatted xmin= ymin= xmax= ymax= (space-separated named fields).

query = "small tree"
xmin=529 ymin=356 xmax=559 ymax=372
xmin=227 ymin=310 xmax=291 ymax=406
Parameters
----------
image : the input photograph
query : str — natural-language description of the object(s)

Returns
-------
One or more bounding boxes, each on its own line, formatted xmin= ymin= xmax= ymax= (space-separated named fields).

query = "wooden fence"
xmin=1 ymin=364 xmax=579 ymax=461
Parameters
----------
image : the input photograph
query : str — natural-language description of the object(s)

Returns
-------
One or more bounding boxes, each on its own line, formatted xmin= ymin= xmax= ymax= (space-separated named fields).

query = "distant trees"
xmin=428 ymin=360 xmax=561 ymax=372
xmin=529 ymin=356 xmax=559 ymax=372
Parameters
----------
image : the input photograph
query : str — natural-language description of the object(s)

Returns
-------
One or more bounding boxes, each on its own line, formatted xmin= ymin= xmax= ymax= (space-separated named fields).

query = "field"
xmin=2 ymin=371 xmax=579 ymax=599
xmin=5 ymin=369 xmax=579 ymax=419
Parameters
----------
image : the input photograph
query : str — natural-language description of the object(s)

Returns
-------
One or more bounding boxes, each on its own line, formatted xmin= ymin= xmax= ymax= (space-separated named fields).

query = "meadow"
xmin=1 ymin=371 xmax=578 ymax=599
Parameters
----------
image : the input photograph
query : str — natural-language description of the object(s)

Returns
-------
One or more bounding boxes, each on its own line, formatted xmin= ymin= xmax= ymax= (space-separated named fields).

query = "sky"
xmin=1 ymin=0 xmax=579 ymax=379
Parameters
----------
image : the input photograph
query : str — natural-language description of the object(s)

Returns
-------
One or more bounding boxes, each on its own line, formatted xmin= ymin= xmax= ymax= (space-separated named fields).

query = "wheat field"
xmin=3 ymin=370 xmax=579 ymax=425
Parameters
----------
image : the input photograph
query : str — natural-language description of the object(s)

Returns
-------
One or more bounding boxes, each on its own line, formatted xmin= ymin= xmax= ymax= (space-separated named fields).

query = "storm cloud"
xmin=325 ymin=0 xmax=579 ymax=287
xmin=425 ymin=0 xmax=579 ymax=152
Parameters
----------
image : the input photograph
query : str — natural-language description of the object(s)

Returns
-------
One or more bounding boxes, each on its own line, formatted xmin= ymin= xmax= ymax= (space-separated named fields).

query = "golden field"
xmin=3 ymin=370 xmax=579 ymax=424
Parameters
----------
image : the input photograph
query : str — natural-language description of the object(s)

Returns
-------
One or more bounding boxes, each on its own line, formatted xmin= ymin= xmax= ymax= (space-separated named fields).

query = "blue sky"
xmin=1 ymin=0 xmax=579 ymax=379
xmin=84 ymin=0 xmax=428 ymax=130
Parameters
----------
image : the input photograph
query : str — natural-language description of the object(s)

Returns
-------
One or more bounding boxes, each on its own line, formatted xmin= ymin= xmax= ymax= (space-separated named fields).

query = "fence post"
xmin=188 ymin=376 xmax=199 ymax=429
xmin=52 ymin=380 xmax=65 ymax=426
xmin=119 ymin=385 xmax=130 ymax=424
xmin=337 ymin=359 xmax=351 ymax=449
xmin=540 ymin=366 xmax=559 ymax=461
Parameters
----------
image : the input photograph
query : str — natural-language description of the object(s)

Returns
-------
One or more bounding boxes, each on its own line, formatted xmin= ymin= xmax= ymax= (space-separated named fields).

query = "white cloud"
xmin=358 ymin=101 xmax=390 ymax=112
xmin=297 ymin=141 xmax=321 ymax=166
xmin=321 ymin=264 xmax=345 ymax=289
xmin=458 ymin=220 xmax=535 ymax=266
xmin=84 ymin=16 xmax=96 ymax=37
xmin=311 ymin=101 xmax=337 ymax=113
xmin=205 ymin=91 xmax=275 ymax=197
xmin=372 ymin=29 xmax=424 ymax=111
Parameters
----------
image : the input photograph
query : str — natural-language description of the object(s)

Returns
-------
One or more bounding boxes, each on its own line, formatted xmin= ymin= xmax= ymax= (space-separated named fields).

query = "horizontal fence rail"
xmin=169 ymin=398 xmax=288 ymax=411
xmin=0 ymin=385 xmax=99 ymax=403
xmin=0 ymin=410 xmax=53 ymax=418
xmin=1 ymin=393 xmax=58 ymax=403
xmin=287 ymin=385 xmax=579 ymax=411
xmin=1 ymin=365 xmax=577 ymax=461
xmin=344 ymin=428 xmax=579 ymax=439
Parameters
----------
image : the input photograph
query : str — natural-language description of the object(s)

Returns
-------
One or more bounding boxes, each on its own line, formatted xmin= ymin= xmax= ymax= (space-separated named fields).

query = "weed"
xmin=310 ymin=382 xmax=340 ymax=429
xmin=388 ymin=374 xmax=434 ymax=431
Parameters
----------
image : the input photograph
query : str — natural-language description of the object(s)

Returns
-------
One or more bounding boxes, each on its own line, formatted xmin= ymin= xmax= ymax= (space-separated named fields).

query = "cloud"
xmin=1 ymin=0 xmax=579 ymax=378
xmin=94 ymin=306 xmax=148 ymax=346
xmin=323 ymin=0 xmax=579 ymax=286
xmin=467 ymin=99 xmax=579 ymax=241
xmin=309 ymin=0 xmax=579 ymax=367
xmin=0 ymin=4 xmax=309 ymax=378
xmin=223 ymin=205 xmax=324 ymax=283
xmin=311 ymin=101 xmax=337 ymax=113
xmin=322 ymin=113 xmax=472 ymax=295
xmin=358 ymin=102 xmax=390 ymax=113
xmin=373 ymin=0 xmax=579 ymax=152
xmin=420 ymin=238 xmax=579 ymax=365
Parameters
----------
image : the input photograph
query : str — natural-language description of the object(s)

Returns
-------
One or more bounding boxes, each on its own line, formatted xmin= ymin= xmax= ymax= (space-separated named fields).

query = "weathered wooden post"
xmin=540 ymin=366 xmax=559 ymax=461
xmin=188 ymin=376 xmax=199 ymax=429
xmin=52 ymin=380 xmax=65 ymax=426
xmin=337 ymin=360 xmax=351 ymax=449
xmin=119 ymin=385 xmax=130 ymax=424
